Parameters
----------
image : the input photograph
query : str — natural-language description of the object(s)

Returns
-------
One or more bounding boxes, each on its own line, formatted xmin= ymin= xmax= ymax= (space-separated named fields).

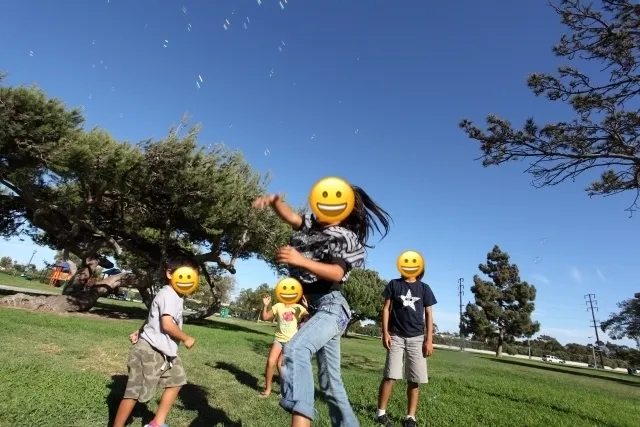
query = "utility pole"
xmin=458 ymin=278 xmax=464 ymax=351
xmin=585 ymin=294 xmax=605 ymax=369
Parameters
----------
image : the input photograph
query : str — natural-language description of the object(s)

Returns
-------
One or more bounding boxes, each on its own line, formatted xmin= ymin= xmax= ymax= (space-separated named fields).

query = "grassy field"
xmin=0 ymin=307 xmax=639 ymax=427
xmin=0 ymin=271 xmax=62 ymax=294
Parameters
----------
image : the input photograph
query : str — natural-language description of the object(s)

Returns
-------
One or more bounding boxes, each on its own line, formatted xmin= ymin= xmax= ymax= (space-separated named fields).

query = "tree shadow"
xmin=189 ymin=319 xmax=271 ymax=337
xmin=341 ymin=353 xmax=381 ymax=373
xmin=463 ymin=382 xmax=619 ymax=427
xmin=208 ymin=361 xmax=261 ymax=391
xmin=105 ymin=375 xmax=155 ymax=427
xmin=90 ymin=301 xmax=148 ymax=320
xmin=178 ymin=383 xmax=242 ymax=427
xmin=246 ymin=337 xmax=273 ymax=357
xmin=481 ymin=357 xmax=640 ymax=388
xmin=342 ymin=333 xmax=374 ymax=341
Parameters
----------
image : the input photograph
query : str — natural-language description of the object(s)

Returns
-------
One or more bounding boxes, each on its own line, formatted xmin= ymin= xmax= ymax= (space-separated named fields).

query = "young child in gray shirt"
xmin=112 ymin=253 xmax=198 ymax=427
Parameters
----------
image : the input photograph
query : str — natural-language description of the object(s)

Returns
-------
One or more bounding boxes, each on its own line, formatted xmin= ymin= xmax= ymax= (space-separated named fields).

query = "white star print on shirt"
xmin=400 ymin=289 xmax=421 ymax=311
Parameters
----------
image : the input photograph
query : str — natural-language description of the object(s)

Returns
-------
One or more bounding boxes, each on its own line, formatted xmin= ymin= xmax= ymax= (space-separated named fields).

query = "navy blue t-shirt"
xmin=383 ymin=279 xmax=437 ymax=338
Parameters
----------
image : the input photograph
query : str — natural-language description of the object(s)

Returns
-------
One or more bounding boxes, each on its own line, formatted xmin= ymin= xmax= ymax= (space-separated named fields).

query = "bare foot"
xmin=259 ymin=390 xmax=271 ymax=398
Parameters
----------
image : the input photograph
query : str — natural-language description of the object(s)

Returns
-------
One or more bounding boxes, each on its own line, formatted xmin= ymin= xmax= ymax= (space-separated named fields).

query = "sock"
xmin=376 ymin=409 xmax=386 ymax=418
xmin=406 ymin=415 xmax=416 ymax=420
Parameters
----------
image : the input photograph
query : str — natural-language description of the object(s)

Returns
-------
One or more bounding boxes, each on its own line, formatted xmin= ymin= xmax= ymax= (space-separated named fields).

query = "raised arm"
xmin=252 ymin=194 xmax=303 ymax=229
xmin=261 ymin=295 xmax=275 ymax=321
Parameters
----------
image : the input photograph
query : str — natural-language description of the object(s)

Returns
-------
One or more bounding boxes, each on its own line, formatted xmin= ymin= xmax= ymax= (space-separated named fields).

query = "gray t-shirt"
xmin=140 ymin=285 xmax=184 ymax=358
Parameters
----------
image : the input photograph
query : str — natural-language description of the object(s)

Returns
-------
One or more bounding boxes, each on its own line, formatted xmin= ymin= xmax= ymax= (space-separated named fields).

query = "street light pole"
xmin=27 ymin=249 xmax=37 ymax=268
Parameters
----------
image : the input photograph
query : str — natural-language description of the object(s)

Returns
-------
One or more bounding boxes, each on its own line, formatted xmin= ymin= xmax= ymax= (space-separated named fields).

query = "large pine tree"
xmin=463 ymin=245 xmax=540 ymax=356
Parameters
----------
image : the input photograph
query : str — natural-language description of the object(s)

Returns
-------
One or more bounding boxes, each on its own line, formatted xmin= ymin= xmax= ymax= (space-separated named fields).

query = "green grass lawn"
xmin=0 ymin=271 xmax=62 ymax=294
xmin=0 ymin=308 xmax=638 ymax=427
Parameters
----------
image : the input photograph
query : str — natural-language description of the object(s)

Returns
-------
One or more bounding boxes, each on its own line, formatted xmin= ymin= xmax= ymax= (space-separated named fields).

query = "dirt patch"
xmin=0 ymin=296 xmax=145 ymax=322
xmin=35 ymin=343 xmax=63 ymax=355
xmin=75 ymin=346 xmax=128 ymax=377
xmin=0 ymin=293 xmax=77 ymax=312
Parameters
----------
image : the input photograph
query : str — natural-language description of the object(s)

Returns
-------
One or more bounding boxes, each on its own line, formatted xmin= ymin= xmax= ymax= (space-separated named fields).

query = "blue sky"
xmin=1 ymin=0 xmax=637 ymax=346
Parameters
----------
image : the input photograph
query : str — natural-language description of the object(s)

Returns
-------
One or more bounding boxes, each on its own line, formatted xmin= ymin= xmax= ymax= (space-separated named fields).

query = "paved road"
xmin=0 ymin=284 xmax=59 ymax=296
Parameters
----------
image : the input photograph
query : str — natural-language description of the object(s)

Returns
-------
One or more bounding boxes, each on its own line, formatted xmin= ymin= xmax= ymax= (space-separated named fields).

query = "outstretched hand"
xmin=252 ymin=194 xmax=280 ymax=209
xmin=263 ymin=295 xmax=271 ymax=306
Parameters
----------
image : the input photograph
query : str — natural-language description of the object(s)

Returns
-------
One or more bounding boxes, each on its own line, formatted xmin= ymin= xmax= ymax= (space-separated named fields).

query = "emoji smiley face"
xmin=309 ymin=177 xmax=355 ymax=223
xmin=275 ymin=277 xmax=303 ymax=304
xmin=397 ymin=251 xmax=425 ymax=279
xmin=170 ymin=266 xmax=199 ymax=295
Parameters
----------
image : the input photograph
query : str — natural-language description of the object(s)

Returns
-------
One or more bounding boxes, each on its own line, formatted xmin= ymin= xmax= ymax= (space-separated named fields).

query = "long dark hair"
xmin=342 ymin=186 xmax=392 ymax=247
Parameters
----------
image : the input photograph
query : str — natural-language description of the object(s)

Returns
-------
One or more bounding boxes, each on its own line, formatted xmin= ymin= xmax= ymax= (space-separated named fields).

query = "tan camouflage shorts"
xmin=123 ymin=338 xmax=187 ymax=402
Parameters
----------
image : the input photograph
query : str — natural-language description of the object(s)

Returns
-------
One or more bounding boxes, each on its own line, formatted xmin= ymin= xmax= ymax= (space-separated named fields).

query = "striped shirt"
xmin=289 ymin=213 xmax=365 ymax=294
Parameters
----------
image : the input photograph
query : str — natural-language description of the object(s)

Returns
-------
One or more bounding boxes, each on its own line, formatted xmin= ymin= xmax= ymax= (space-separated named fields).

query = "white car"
xmin=542 ymin=355 xmax=566 ymax=364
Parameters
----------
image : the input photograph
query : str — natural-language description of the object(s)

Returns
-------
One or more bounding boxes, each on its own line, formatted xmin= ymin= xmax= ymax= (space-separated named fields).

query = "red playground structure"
xmin=49 ymin=262 xmax=73 ymax=287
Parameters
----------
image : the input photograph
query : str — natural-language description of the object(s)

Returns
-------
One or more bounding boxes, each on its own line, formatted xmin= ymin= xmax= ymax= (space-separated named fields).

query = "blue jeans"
xmin=279 ymin=291 xmax=359 ymax=426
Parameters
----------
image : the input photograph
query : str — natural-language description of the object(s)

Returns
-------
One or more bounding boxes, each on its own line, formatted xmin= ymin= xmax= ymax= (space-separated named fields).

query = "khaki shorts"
xmin=383 ymin=334 xmax=428 ymax=384
xmin=124 ymin=339 xmax=187 ymax=402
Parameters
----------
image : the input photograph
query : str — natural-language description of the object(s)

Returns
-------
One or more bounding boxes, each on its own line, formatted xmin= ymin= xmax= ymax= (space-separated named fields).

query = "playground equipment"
xmin=48 ymin=262 xmax=72 ymax=287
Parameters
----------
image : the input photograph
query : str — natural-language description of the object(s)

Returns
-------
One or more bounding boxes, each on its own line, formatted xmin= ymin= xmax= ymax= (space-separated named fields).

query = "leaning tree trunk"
xmin=183 ymin=263 xmax=222 ymax=323
xmin=184 ymin=300 xmax=221 ymax=322
xmin=0 ymin=252 xmax=143 ymax=313
xmin=0 ymin=271 xmax=140 ymax=313
xmin=61 ymin=258 xmax=100 ymax=296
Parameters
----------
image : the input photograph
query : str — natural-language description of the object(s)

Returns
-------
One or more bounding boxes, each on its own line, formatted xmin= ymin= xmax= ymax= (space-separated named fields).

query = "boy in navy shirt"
xmin=376 ymin=271 xmax=437 ymax=427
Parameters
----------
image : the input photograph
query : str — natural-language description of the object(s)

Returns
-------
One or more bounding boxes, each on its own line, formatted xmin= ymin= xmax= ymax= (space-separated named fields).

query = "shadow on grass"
xmin=189 ymin=319 xmax=271 ymax=337
xmin=208 ymin=361 xmax=261 ymax=392
xmin=463 ymin=382 xmax=619 ymax=427
xmin=106 ymin=375 xmax=154 ymax=427
xmin=246 ymin=337 xmax=273 ymax=357
xmin=481 ymin=357 xmax=639 ymax=388
xmin=179 ymin=383 xmax=242 ymax=427
xmin=341 ymin=353 xmax=381 ymax=373
xmin=90 ymin=301 xmax=148 ymax=320
xmin=106 ymin=375 xmax=242 ymax=427
xmin=342 ymin=333 xmax=374 ymax=341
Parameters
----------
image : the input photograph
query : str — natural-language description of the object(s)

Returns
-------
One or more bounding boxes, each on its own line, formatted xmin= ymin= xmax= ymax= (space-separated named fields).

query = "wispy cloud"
xmin=532 ymin=310 xmax=545 ymax=317
xmin=596 ymin=268 xmax=607 ymax=282
xmin=531 ymin=274 xmax=549 ymax=285
xmin=570 ymin=267 xmax=582 ymax=283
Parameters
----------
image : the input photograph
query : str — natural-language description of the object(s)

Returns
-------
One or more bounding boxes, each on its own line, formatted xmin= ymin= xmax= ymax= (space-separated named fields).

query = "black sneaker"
xmin=402 ymin=418 xmax=417 ymax=427
xmin=376 ymin=414 xmax=393 ymax=427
